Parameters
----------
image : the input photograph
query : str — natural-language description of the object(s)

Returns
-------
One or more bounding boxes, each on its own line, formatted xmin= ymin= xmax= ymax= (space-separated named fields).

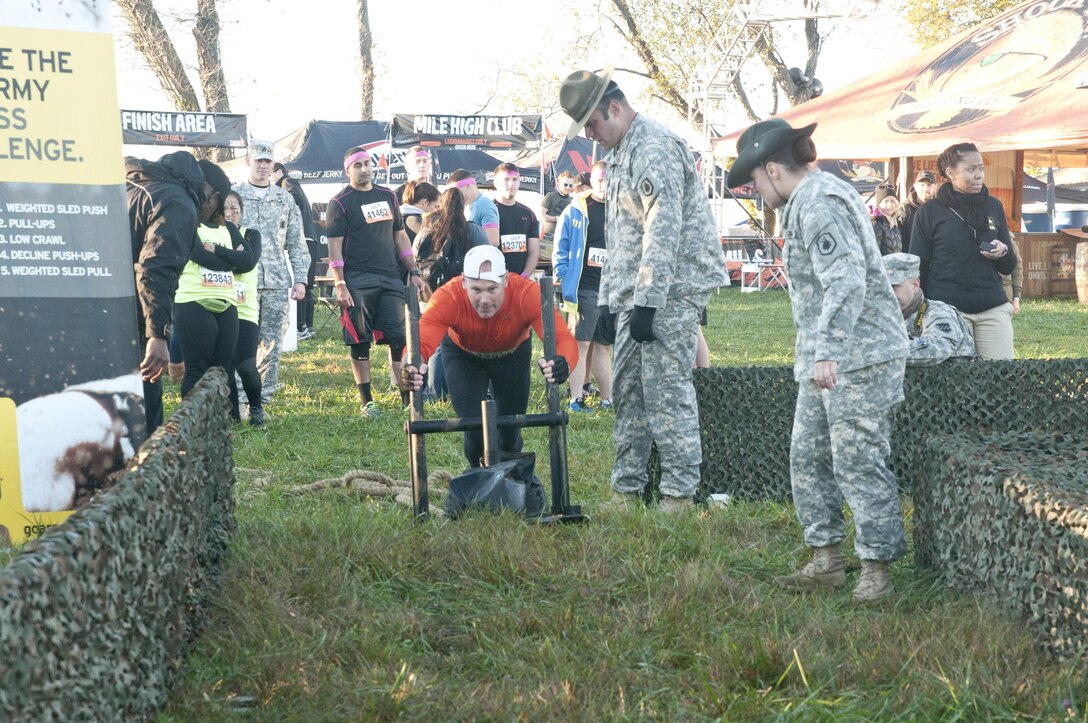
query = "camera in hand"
xmin=979 ymin=238 xmax=996 ymax=253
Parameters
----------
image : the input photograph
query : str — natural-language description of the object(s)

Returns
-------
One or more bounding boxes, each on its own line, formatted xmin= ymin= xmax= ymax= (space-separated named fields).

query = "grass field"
xmin=157 ymin=288 xmax=1088 ymax=720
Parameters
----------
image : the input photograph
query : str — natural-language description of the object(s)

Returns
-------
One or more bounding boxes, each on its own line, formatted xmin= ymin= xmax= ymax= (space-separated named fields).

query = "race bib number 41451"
xmin=362 ymin=201 xmax=393 ymax=224
xmin=587 ymin=247 xmax=607 ymax=268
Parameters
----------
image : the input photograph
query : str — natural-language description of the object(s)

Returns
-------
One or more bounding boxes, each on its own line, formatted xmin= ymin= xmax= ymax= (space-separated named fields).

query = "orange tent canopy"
xmin=713 ymin=0 xmax=1088 ymax=165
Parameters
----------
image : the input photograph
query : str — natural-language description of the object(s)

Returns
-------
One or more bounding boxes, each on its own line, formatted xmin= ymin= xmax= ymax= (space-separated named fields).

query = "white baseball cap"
xmin=463 ymin=245 xmax=507 ymax=283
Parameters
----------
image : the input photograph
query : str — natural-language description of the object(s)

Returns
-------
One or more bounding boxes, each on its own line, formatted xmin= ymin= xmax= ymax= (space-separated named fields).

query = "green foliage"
xmin=897 ymin=0 xmax=1023 ymax=49
xmin=151 ymin=290 xmax=1088 ymax=718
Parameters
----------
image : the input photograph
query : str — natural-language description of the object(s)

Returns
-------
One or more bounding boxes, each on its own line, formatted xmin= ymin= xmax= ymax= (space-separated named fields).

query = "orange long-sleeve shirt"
xmin=414 ymin=274 xmax=579 ymax=366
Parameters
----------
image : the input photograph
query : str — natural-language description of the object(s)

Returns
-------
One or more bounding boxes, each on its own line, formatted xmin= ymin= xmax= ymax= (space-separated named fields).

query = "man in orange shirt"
xmin=400 ymin=245 xmax=577 ymax=466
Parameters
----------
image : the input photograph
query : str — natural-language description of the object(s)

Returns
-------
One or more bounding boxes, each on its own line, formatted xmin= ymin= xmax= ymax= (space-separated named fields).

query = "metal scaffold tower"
xmin=688 ymin=1 xmax=870 ymax=234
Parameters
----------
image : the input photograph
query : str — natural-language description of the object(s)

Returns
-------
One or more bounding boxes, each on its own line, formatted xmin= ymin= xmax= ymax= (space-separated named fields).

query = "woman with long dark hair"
xmin=908 ymin=143 xmax=1017 ymax=360
xmin=401 ymin=181 xmax=440 ymax=244
xmin=414 ymin=187 xmax=489 ymax=297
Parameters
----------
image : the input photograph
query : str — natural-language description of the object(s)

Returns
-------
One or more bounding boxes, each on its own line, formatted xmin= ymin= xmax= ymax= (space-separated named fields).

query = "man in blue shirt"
xmin=449 ymin=168 xmax=499 ymax=246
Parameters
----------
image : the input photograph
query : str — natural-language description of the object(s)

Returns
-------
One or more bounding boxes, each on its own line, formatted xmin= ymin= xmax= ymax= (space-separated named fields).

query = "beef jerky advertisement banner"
xmin=0 ymin=3 xmax=143 ymax=546
xmin=391 ymin=114 xmax=543 ymax=150
xmin=121 ymin=109 xmax=248 ymax=148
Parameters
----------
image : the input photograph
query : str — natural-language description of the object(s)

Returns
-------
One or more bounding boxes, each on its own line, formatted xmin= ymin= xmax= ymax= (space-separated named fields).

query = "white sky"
xmin=110 ymin=0 xmax=919 ymax=148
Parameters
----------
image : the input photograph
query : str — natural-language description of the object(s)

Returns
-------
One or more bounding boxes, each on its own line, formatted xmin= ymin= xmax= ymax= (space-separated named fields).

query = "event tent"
xmin=1021 ymin=172 xmax=1088 ymax=205
xmin=516 ymin=136 xmax=600 ymax=193
xmin=265 ymin=119 xmax=531 ymax=187
xmin=712 ymin=0 xmax=1088 ymax=166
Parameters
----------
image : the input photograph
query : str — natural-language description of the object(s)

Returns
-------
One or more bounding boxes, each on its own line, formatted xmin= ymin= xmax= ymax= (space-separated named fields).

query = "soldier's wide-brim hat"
xmin=726 ymin=119 xmax=817 ymax=188
xmin=560 ymin=65 xmax=615 ymax=140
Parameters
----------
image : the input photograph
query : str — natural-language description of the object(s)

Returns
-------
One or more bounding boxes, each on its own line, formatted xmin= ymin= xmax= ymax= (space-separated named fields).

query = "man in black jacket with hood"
xmin=126 ymin=150 xmax=213 ymax=433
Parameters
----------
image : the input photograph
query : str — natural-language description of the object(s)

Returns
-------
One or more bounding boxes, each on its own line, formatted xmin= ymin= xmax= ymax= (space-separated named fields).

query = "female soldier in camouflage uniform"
xmin=727 ymin=119 xmax=909 ymax=603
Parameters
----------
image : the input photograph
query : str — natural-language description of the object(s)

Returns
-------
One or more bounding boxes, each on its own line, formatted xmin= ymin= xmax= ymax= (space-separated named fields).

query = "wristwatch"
xmin=409 ymin=269 xmax=421 ymax=277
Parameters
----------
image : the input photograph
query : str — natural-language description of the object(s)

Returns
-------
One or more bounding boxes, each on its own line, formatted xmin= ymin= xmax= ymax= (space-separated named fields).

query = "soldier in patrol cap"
xmin=728 ymin=118 xmax=908 ymax=603
xmin=883 ymin=252 xmax=976 ymax=366
xmin=559 ymin=66 xmax=728 ymax=512
xmin=232 ymin=138 xmax=311 ymax=408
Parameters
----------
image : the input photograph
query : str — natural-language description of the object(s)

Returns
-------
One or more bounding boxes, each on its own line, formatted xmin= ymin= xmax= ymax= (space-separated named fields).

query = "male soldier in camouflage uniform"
xmin=883 ymin=252 xmax=977 ymax=366
xmin=232 ymin=140 xmax=310 ymax=405
xmin=559 ymin=67 xmax=728 ymax=512
xmin=728 ymin=119 xmax=908 ymax=602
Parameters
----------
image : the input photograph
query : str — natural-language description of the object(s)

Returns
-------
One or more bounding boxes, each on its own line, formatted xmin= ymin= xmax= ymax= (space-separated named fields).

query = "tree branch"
xmin=116 ymin=0 xmax=201 ymax=113
xmin=608 ymin=0 xmax=692 ymax=120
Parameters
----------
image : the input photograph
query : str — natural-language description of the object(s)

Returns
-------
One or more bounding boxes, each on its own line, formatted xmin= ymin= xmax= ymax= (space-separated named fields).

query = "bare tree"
xmin=193 ymin=0 xmax=231 ymax=160
xmin=357 ymin=0 xmax=375 ymax=119
xmin=116 ymin=0 xmax=202 ymax=113
xmin=116 ymin=0 xmax=234 ymax=160
xmin=605 ymin=0 xmax=824 ymax=124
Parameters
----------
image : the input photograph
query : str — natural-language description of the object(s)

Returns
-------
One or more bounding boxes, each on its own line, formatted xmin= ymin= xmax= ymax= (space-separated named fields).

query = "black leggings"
xmin=442 ymin=337 xmax=531 ymax=467
xmin=229 ymin=319 xmax=261 ymax=417
xmin=175 ymin=301 xmax=238 ymax=398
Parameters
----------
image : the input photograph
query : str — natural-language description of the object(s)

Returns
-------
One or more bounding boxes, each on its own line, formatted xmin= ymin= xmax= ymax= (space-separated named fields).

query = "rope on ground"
xmin=277 ymin=468 xmax=452 ymax=515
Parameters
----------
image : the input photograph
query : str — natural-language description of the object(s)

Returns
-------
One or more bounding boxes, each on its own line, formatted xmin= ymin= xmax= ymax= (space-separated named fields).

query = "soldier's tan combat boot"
xmin=167 ymin=361 xmax=185 ymax=383
xmin=852 ymin=560 xmax=893 ymax=603
xmin=775 ymin=545 xmax=847 ymax=591
xmin=600 ymin=491 xmax=638 ymax=512
xmin=658 ymin=495 xmax=694 ymax=513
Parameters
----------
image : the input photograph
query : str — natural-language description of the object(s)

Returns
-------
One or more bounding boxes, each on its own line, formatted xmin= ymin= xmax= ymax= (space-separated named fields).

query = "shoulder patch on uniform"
xmin=816 ymin=233 xmax=837 ymax=256
xmin=936 ymin=322 xmax=952 ymax=332
xmin=639 ymin=178 xmax=654 ymax=197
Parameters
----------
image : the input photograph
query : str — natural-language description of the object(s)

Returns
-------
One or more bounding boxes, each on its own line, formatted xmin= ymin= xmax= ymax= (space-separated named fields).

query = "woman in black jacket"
xmin=908 ymin=142 xmax=1016 ymax=360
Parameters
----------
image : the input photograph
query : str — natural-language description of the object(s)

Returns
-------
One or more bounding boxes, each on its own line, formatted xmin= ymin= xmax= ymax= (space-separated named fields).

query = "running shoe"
xmin=568 ymin=396 xmax=590 ymax=413
xmin=297 ymin=326 xmax=315 ymax=341
xmin=582 ymin=383 xmax=600 ymax=399
xmin=361 ymin=401 xmax=382 ymax=418
xmin=249 ymin=408 xmax=266 ymax=427
xmin=599 ymin=399 xmax=613 ymax=411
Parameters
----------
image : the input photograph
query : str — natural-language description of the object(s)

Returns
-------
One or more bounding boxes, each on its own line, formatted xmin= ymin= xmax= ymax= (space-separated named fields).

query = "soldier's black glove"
xmin=629 ymin=305 xmax=657 ymax=343
xmin=546 ymin=355 xmax=570 ymax=384
xmin=596 ymin=305 xmax=617 ymax=345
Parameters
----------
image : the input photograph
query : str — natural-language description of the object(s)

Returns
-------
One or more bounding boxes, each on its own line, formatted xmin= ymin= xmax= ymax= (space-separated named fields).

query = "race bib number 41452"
xmin=587 ymin=247 xmax=607 ymax=268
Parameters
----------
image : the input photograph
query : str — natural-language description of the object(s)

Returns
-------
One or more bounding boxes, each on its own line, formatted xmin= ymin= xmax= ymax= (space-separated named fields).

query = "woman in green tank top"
xmin=173 ymin=161 xmax=257 ymax=399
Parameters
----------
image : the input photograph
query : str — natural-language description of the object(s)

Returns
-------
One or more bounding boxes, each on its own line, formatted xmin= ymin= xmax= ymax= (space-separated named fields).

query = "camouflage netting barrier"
xmin=0 ymin=369 xmax=235 ymax=720
xmin=681 ymin=358 xmax=1088 ymax=500
xmin=914 ymin=431 xmax=1088 ymax=662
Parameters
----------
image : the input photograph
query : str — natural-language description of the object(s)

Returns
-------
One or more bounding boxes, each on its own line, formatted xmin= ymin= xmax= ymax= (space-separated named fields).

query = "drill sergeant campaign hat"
xmin=247 ymin=138 xmax=275 ymax=161
xmin=726 ymin=118 xmax=817 ymax=188
xmin=559 ymin=65 xmax=615 ymax=140
xmin=463 ymin=245 xmax=508 ymax=284
xmin=882 ymin=252 xmax=921 ymax=285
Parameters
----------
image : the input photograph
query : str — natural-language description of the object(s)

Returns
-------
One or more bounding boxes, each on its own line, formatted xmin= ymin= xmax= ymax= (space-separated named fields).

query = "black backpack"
xmin=422 ymin=235 xmax=468 ymax=292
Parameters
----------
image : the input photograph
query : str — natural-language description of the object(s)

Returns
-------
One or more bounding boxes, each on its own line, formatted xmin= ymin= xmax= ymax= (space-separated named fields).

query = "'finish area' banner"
xmin=120 ymin=109 xmax=248 ymax=147
xmin=391 ymin=114 xmax=542 ymax=150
